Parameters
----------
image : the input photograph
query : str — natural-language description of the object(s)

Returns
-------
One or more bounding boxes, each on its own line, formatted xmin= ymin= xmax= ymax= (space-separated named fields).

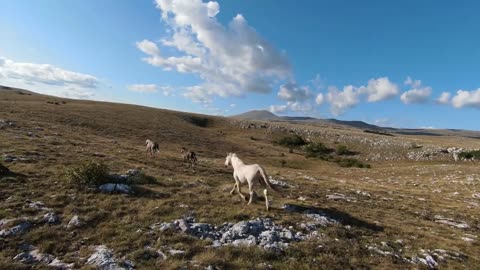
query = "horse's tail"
xmin=191 ymin=152 xmax=198 ymax=164
xmin=153 ymin=143 xmax=160 ymax=153
xmin=258 ymin=166 xmax=283 ymax=195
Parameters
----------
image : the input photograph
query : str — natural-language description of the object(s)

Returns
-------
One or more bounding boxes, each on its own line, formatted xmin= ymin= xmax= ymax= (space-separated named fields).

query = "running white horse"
xmin=224 ymin=153 xmax=280 ymax=211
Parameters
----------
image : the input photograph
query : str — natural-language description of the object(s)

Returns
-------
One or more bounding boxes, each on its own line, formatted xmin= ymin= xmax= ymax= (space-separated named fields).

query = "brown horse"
xmin=181 ymin=147 xmax=198 ymax=168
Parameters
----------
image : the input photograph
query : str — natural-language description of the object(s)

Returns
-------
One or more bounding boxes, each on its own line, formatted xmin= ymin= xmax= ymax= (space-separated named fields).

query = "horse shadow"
xmin=282 ymin=203 xmax=384 ymax=232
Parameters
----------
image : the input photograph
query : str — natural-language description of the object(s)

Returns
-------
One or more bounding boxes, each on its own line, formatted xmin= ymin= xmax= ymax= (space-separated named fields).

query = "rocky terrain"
xmin=1 ymin=88 xmax=479 ymax=269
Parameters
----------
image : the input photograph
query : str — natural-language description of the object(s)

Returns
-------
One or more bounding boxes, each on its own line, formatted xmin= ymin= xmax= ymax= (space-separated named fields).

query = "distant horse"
xmin=224 ymin=153 xmax=281 ymax=211
xmin=145 ymin=139 xmax=160 ymax=157
xmin=181 ymin=147 xmax=198 ymax=168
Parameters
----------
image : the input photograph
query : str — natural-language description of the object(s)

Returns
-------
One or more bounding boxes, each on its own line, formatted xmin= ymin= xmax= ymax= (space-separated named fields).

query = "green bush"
xmin=275 ymin=134 xmax=307 ymax=148
xmin=458 ymin=150 xmax=480 ymax=160
xmin=65 ymin=160 xmax=110 ymax=189
xmin=304 ymin=142 xmax=332 ymax=158
xmin=336 ymin=144 xmax=350 ymax=155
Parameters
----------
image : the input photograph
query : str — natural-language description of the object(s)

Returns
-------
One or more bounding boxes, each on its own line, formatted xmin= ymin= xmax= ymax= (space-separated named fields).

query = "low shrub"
xmin=458 ymin=150 xmax=480 ymax=160
xmin=65 ymin=160 xmax=110 ymax=189
xmin=275 ymin=134 xmax=307 ymax=148
xmin=304 ymin=142 xmax=333 ymax=158
xmin=334 ymin=157 xmax=371 ymax=168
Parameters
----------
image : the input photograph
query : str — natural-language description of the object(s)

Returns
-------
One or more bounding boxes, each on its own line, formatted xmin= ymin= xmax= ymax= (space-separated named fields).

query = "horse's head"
xmin=224 ymin=152 xmax=233 ymax=167
xmin=146 ymin=139 xmax=150 ymax=145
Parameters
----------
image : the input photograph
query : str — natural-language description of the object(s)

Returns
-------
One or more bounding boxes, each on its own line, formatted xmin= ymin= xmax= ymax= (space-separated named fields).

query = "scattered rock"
xmin=168 ymin=249 xmax=186 ymax=256
xmin=86 ymin=245 xmax=133 ymax=270
xmin=0 ymin=220 xmax=31 ymax=237
xmin=43 ymin=212 xmax=60 ymax=225
xmin=0 ymin=119 xmax=15 ymax=129
xmin=433 ymin=215 xmax=469 ymax=229
xmin=152 ymin=216 xmax=308 ymax=251
xmin=14 ymin=245 xmax=74 ymax=269
xmin=66 ymin=215 xmax=84 ymax=229
xmin=98 ymin=183 xmax=133 ymax=194
xmin=3 ymin=154 xmax=17 ymax=163
xmin=268 ymin=176 xmax=295 ymax=188
xmin=326 ymin=193 xmax=356 ymax=202
xmin=27 ymin=201 xmax=52 ymax=211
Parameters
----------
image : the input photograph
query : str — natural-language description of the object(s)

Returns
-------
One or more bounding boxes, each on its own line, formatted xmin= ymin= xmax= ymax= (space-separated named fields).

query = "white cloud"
xmin=230 ymin=103 xmax=236 ymax=108
xmin=436 ymin=92 xmax=451 ymax=105
xmin=359 ymin=77 xmax=399 ymax=102
xmin=373 ymin=118 xmax=392 ymax=127
xmin=326 ymin=85 xmax=361 ymax=116
xmin=400 ymin=77 xmax=432 ymax=104
xmin=138 ymin=0 xmax=291 ymax=103
xmin=404 ymin=76 xmax=422 ymax=88
xmin=315 ymin=93 xmax=324 ymax=105
xmin=182 ymin=85 xmax=213 ymax=104
xmin=0 ymin=56 xmax=99 ymax=89
xmin=0 ymin=56 xmax=99 ymax=99
xmin=451 ymin=89 xmax=480 ymax=108
xmin=127 ymin=84 xmax=158 ymax=93
xmin=270 ymin=83 xmax=316 ymax=114
xmin=322 ymin=77 xmax=398 ymax=116
xmin=277 ymin=83 xmax=312 ymax=102
xmin=269 ymin=104 xmax=288 ymax=114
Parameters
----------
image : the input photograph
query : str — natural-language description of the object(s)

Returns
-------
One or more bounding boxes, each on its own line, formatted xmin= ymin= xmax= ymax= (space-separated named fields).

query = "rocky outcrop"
xmin=86 ymin=245 xmax=134 ymax=270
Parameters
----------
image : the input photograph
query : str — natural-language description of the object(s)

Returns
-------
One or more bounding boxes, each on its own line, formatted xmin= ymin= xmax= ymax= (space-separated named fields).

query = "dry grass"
xmin=0 ymin=89 xmax=479 ymax=269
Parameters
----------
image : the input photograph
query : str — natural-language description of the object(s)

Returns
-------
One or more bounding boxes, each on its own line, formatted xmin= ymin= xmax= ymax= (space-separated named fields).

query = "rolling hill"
xmin=1 ymin=86 xmax=479 ymax=269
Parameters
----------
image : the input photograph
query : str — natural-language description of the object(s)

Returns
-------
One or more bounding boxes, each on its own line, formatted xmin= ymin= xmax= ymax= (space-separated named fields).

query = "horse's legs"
xmin=247 ymin=181 xmax=254 ymax=205
xmin=236 ymin=179 xmax=247 ymax=201
xmin=264 ymin=189 xmax=269 ymax=211
xmin=230 ymin=182 xmax=237 ymax=195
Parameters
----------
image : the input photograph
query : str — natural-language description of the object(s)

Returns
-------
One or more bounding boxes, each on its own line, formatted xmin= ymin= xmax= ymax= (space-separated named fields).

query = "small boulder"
xmin=0 ymin=220 xmax=31 ymax=237
xmin=98 ymin=183 xmax=133 ymax=194
xmin=43 ymin=212 xmax=60 ymax=225
xmin=66 ymin=215 xmax=84 ymax=229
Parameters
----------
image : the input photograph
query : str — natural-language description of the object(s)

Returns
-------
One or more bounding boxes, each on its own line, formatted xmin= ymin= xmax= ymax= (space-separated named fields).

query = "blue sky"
xmin=1 ymin=0 xmax=479 ymax=130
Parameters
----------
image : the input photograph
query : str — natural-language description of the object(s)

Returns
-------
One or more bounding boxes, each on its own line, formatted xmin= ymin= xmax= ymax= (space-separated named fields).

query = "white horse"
xmin=224 ymin=153 xmax=280 ymax=211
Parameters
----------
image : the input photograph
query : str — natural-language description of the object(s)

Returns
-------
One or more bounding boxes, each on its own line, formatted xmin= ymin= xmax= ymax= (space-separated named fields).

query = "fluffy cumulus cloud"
xmin=137 ymin=0 xmax=291 ymax=104
xmin=451 ymin=89 xmax=480 ymax=108
xmin=322 ymin=77 xmax=399 ymax=115
xmin=436 ymin=92 xmax=451 ymax=105
xmin=127 ymin=84 xmax=158 ymax=93
xmin=269 ymin=104 xmax=288 ymax=114
xmin=269 ymin=83 xmax=316 ymax=114
xmin=326 ymin=85 xmax=361 ymax=116
xmin=400 ymin=77 xmax=432 ymax=104
xmin=0 ymin=56 xmax=99 ymax=99
xmin=359 ymin=77 xmax=398 ymax=102
xmin=277 ymin=83 xmax=312 ymax=102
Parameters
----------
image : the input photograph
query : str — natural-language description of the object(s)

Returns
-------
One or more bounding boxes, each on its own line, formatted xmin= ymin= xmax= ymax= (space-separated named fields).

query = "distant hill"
xmin=0 ymin=85 xmax=36 ymax=95
xmin=325 ymin=119 xmax=383 ymax=130
xmin=231 ymin=110 xmax=384 ymax=130
xmin=231 ymin=110 xmax=283 ymax=121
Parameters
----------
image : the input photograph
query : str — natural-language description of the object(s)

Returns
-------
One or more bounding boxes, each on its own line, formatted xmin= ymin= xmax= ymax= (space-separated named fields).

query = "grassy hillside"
xmin=0 ymin=88 xmax=479 ymax=269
